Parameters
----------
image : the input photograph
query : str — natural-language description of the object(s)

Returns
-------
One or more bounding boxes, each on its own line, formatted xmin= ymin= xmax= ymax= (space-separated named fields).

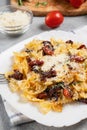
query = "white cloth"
xmin=2 ymin=99 xmax=33 ymax=125
xmin=2 ymin=25 xmax=87 ymax=125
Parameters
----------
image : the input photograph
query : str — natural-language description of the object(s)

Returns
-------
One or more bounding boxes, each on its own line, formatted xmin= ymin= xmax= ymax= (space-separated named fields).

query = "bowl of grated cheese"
xmin=0 ymin=5 xmax=33 ymax=36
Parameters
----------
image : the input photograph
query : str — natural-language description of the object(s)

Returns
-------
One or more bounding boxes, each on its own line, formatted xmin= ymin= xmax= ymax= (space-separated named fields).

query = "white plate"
xmin=0 ymin=30 xmax=87 ymax=127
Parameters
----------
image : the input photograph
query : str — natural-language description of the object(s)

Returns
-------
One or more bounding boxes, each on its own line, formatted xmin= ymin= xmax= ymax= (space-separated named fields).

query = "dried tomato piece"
xmin=67 ymin=64 xmax=73 ymax=70
xmin=45 ymin=87 xmax=60 ymax=101
xmin=26 ymin=57 xmax=31 ymax=63
xmin=40 ymin=69 xmax=57 ymax=81
xmin=8 ymin=70 xmax=23 ymax=80
xmin=42 ymin=41 xmax=54 ymax=55
xmin=29 ymin=60 xmax=44 ymax=67
xmin=37 ymin=92 xmax=48 ymax=99
xmin=70 ymin=55 xmax=85 ymax=62
xmin=37 ymin=82 xmax=65 ymax=101
xmin=63 ymin=88 xmax=72 ymax=98
xmin=78 ymin=98 xmax=87 ymax=104
xmin=26 ymin=57 xmax=44 ymax=72
xmin=77 ymin=44 xmax=86 ymax=49
xmin=66 ymin=40 xmax=73 ymax=44
xmin=37 ymin=84 xmax=61 ymax=101
xmin=42 ymin=41 xmax=52 ymax=46
xmin=42 ymin=45 xmax=54 ymax=55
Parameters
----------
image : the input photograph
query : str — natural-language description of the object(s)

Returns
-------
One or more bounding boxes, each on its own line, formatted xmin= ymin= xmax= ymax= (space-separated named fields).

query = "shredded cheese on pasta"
xmin=5 ymin=38 xmax=87 ymax=114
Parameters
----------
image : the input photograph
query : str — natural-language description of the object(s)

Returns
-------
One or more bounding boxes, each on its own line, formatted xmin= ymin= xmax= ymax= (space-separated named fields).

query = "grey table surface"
xmin=0 ymin=0 xmax=87 ymax=130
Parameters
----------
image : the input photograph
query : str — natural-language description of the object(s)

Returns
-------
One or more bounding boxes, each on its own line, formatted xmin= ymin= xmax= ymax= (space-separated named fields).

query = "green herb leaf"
xmin=35 ymin=1 xmax=48 ymax=7
xmin=35 ymin=2 xmax=40 ymax=7
xmin=56 ymin=82 xmax=65 ymax=88
xmin=41 ymin=2 xmax=48 ymax=6
xmin=18 ymin=0 xmax=23 ymax=5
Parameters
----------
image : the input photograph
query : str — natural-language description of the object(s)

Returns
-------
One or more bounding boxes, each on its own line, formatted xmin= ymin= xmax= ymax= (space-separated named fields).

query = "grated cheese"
xmin=0 ymin=10 xmax=30 ymax=27
xmin=41 ymin=54 xmax=69 ymax=72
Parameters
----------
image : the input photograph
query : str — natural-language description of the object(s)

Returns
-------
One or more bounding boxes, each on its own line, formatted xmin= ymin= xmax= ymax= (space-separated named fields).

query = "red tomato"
xmin=45 ymin=11 xmax=64 ymax=28
xmin=70 ymin=0 xmax=85 ymax=8
xmin=63 ymin=88 xmax=72 ymax=98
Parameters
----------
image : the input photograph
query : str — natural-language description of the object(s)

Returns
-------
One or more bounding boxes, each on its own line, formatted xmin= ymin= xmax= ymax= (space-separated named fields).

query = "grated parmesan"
xmin=41 ymin=54 xmax=69 ymax=72
xmin=0 ymin=10 xmax=30 ymax=27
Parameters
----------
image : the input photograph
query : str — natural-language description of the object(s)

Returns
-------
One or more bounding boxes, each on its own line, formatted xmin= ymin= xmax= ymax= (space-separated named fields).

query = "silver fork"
xmin=0 ymin=74 xmax=8 ymax=84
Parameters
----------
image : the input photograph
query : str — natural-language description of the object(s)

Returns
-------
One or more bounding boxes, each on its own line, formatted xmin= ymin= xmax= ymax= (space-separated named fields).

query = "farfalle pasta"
xmin=5 ymin=38 xmax=87 ymax=113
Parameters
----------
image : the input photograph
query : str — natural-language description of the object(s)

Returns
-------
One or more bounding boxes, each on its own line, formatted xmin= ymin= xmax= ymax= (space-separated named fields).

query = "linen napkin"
xmin=2 ymin=25 xmax=87 ymax=126
xmin=2 ymin=99 xmax=33 ymax=125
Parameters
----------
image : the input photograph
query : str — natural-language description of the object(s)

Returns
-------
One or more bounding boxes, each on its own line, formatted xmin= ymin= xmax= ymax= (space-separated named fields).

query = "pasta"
xmin=5 ymin=38 xmax=87 ymax=114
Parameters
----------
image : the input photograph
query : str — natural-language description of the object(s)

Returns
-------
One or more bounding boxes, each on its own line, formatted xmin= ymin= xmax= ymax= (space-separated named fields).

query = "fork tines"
xmin=0 ymin=74 xmax=8 ymax=84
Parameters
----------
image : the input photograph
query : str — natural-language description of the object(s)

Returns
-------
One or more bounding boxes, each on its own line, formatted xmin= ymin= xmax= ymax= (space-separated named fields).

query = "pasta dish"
xmin=5 ymin=38 xmax=87 ymax=113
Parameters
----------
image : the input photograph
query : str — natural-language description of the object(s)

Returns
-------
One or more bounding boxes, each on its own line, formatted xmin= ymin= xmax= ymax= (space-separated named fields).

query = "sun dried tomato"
xmin=29 ymin=60 xmax=44 ymax=67
xmin=37 ymin=92 xmax=48 ymax=99
xmin=67 ymin=64 xmax=73 ymax=70
xmin=63 ymin=88 xmax=72 ymax=98
xmin=77 ymin=44 xmax=86 ymax=49
xmin=42 ymin=45 xmax=54 ymax=55
xmin=66 ymin=40 xmax=73 ymax=44
xmin=42 ymin=41 xmax=54 ymax=55
xmin=40 ymin=69 xmax=57 ymax=81
xmin=78 ymin=98 xmax=87 ymax=104
xmin=26 ymin=57 xmax=31 ymax=63
xmin=70 ymin=55 xmax=85 ymax=62
xmin=8 ymin=70 xmax=23 ymax=80
xmin=37 ymin=84 xmax=61 ymax=101
xmin=42 ymin=41 xmax=52 ymax=46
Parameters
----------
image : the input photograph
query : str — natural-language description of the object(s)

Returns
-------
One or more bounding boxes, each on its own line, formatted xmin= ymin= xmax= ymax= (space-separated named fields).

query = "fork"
xmin=0 ymin=74 xmax=8 ymax=84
